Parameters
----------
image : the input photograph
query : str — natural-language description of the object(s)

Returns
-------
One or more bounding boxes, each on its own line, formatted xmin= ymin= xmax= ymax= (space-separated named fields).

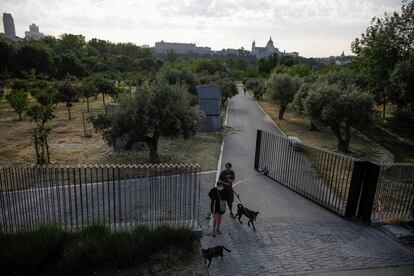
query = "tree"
xmin=6 ymin=89 xmax=28 ymax=120
xmin=293 ymin=83 xmax=319 ymax=131
xmin=390 ymin=55 xmax=414 ymax=113
xmin=0 ymin=38 xmax=15 ymax=74
xmin=80 ymin=78 xmax=98 ymax=112
xmin=166 ymin=49 xmax=177 ymax=63
xmin=351 ymin=1 xmax=414 ymax=120
xmin=266 ymin=73 xmax=301 ymax=119
xmin=92 ymin=83 xmax=202 ymax=162
xmin=26 ymin=104 xmax=55 ymax=164
xmin=304 ymin=84 xmax=375 ymax=152
xmin=94 ymin=76 xmax=115 ymax=107
xmin=57 ymin=77 xmax=80 ymax=119
xmin=218 ymin=78 xmax=238 ymax=105
xmin=30 ymin=85 xmax=58 ymax=106
xmin=245 ymin=78 xmax=265 ymax=99
xmin=57 ymin=52 xmax=86 ymax=78
xmin=16 ymin=44 xmax=56 ymax=77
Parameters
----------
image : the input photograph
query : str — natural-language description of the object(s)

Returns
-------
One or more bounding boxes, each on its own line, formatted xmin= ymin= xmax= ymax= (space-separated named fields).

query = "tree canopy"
xmin=266 ymin=73 xmax=301 ymax=119
xmin=92 ymin=82 xmax=203 ymax=162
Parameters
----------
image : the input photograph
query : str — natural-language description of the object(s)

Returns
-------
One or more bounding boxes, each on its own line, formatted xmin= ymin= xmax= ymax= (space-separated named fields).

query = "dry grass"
xmin=0 ymin=95 xmax=222 ymax=171
xmin=256 ymin=98 xmax=390 ymax=162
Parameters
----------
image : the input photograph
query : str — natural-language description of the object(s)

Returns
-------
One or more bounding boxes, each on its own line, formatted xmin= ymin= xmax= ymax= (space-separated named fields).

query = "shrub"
xmin=0 ymin=225 xmax=198 ymax=275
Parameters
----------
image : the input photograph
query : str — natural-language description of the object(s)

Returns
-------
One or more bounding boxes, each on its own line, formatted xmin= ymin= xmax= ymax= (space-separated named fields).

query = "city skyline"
xmin=0 ymin=0 xmax=404 ymax=57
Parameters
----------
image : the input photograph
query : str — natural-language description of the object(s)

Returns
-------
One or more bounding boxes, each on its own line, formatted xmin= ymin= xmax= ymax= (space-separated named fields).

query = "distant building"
xmin=3 ymin=13 xmax=17 ymax=41
xmin=25 ymin=23 xmax=44 ymax=40
xmin=251 ymin=37 xmax=298 ymax=59
xmin=154 ymin=40 xmax=212 ymax=55
xmin=216 ymin=48 xmax=241 ymax=56
xmin=251 ymin=37 xmax=280 ymax=58
xmin=335 ymin=51 xmax=350 ymax=66
xmin=316 ymin=51 xmax=351 ymax=66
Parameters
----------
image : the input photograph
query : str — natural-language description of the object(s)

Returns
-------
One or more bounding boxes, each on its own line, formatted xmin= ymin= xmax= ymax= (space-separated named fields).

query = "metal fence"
xmin=254 ymin=129 xmax=414 ymax=223
xmin=0 ymin=164 xmax=201 ymax=233
xmin=371 ymin=163 xmax=414 ymax=223
xmin=255 ymin=130 xmax=362 ymax=218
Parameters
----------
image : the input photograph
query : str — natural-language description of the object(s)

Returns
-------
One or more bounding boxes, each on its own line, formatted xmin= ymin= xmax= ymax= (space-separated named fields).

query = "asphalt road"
xmin=202 ymin=84 xmax=414 ymax=276
xmin=219 ymin=84 xmax=336 ymax=221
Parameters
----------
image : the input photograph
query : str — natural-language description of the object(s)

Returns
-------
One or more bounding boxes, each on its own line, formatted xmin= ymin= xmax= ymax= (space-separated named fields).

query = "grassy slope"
xmin=0 ymin=95 xmax=222 ymax=170
xmin=256 ymin=98 xmax=382 ymax=160
xmin=255 ymin=93 xmax=413 ymax=163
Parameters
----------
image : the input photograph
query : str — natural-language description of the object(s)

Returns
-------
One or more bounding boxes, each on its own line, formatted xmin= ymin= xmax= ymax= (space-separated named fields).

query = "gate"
xmin=254 ymin=130 xmax=414 ymax=222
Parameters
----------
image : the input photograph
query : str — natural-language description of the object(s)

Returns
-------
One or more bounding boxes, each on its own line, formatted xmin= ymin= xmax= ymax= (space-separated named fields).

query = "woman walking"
xmin=208 ymin=181 xmax=228 ymax=237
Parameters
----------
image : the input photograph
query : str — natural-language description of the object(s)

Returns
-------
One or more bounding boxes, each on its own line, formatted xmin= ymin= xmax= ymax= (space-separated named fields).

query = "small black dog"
xmin=235 ymin=204 xmax=259 ymax=231
xmin=202 ymin=246 xmax=231 ymax=268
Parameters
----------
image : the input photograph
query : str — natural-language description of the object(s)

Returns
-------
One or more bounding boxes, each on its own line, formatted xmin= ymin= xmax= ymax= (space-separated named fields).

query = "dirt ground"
xmin=256 ymin=98 xmax=396 ymax=162
xmin=0 ymin=95 xmax=222 ymax=171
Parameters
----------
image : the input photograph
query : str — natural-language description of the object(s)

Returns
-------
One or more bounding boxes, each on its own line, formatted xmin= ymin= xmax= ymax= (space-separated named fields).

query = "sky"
xmin=0 ymin=0 xmax=404 ymax=57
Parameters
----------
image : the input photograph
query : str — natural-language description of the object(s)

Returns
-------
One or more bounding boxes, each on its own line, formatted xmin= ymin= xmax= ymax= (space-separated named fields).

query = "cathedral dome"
xmin=266 ymin=37 xmax=274 ymax=49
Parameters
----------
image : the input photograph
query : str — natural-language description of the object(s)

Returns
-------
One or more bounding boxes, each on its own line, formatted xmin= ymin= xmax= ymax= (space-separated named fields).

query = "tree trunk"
xmin=66 ymin=103 xmax=72 ymax=120
xmin=343 ymin=122 xmax=351 ymax=153
xmin=278 ymin=105 xmax=286 ymax=120
xmin=382 ymin=102 xmax=386 ymax=121
xmin=146 ymin=136 xmax=160 ymax=163
xmin=18 ymin=112 xmax=23 ymax=121
xmin=330 ymin=124 xmax=347 ymax=153
xmin=86 ymin=98 xmax=90 ymax=113
xmin=309 ymin=121 xmax=319 ymax=131
xmin=102 ymin=93 xmax=106 ymax=107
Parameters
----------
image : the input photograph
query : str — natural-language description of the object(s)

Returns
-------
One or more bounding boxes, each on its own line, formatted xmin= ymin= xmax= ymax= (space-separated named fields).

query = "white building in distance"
xmin=252 ymin=37 xmax=298 ymax=59
xmin=25 ymin=24 xmax=44 ymax=40
xmin=154 ymin=40 xmax=212 ymax=55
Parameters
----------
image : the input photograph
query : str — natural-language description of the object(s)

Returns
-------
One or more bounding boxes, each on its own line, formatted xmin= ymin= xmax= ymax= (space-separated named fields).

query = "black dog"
xmin=235 ymin=204 xmax=259 ymax=231
xmin=202 ymin=246 xmax=231 ymax=267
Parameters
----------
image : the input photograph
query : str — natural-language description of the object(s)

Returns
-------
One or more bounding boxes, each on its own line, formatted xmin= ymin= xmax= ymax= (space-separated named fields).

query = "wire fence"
xmin=371 ymin=163 xmax=414 ymax=223
xmin=0 ymin=164 xmax=202 ymax=233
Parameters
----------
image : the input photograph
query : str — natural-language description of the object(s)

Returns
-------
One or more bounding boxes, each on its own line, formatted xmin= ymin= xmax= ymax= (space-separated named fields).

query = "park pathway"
xmin=200 ymin=85 xmax=414 ymax=275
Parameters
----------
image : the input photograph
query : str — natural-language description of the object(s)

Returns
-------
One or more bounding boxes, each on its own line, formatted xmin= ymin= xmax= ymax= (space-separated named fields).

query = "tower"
xmin=251 ymin=40 xmax=256 ymax=53
xmin=3 ymin=13 xmax=16 ymax=40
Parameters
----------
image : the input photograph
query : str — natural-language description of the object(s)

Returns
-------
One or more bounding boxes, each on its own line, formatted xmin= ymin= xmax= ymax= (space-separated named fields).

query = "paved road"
xmin=201 ymin=85 xmax=414 ymax=275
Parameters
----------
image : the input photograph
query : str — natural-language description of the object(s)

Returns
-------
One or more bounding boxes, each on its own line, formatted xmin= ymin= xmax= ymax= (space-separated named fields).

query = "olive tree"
xmin=57 ymin=77 xmax=80 ymax=119
xmin=26 ymin=104 xmax=55 ymax=164
xmin=92 ymin=82 xmax=203 ymax=162
xmin=304 ymin=83 xmax=375 ymax=152
xmin=6 ymin=89 xmax=28 ymax=120
xmin=293 ymin=83 xmax=319 ymax=131
xmin=266 ymin=73 xmax=301 ymax=119
xmin=80 ymin=78 xmax=98 ymax=112
xmin=245 ymin=78 xmax=265 ymax=100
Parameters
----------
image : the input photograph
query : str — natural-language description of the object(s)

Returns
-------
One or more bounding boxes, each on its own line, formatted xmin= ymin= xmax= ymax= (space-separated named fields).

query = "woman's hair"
xmin=225 ymin=163 xmax=232 ymax=168
xmin=216 ymin=181 xmax=223 ymax=186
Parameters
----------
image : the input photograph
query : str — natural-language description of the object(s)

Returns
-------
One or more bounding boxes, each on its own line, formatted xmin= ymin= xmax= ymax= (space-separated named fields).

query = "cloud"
xmin=0 ymin=0 xmax=404 ymax=57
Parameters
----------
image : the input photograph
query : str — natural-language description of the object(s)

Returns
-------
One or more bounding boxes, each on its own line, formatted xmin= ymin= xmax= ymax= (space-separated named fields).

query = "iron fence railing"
xmin=0 ymin=164 xmax=200 ymax=233
xmin=371 ymin=163 xmax=414 ymax=223
xmin=255 ymin=130 xmax=361 ymax=217
xmin=198 ymin=170 xmax=217 ymax=229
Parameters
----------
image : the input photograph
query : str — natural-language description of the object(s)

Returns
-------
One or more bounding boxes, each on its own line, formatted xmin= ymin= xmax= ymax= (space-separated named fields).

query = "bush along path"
xmin=0 ymin=225 xmax=202 ymax=275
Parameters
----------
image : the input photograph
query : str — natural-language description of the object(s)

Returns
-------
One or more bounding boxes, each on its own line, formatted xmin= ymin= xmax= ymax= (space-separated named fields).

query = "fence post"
xmin=344 ymin=161 xmax=366 ymax=218
xmin=254 ymin=130 xmax=262 ymax=171
xmin=358 ymin=162 xmax=381 ymax=222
